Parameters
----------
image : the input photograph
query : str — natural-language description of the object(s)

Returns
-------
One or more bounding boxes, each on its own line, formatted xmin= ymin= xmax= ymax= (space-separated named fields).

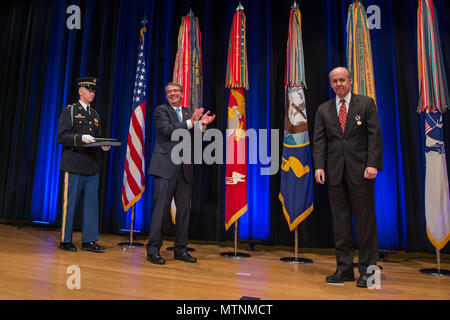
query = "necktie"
xmin=176 ymin=107 xmax=182 ymax=122
xmin=338 ymin=99 xmax=347 ymax=133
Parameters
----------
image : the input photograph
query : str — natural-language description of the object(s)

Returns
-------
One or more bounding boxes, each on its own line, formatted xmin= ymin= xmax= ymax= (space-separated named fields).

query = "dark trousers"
xmin=60 ymin=172 xmax=99 ymax=243
xmin=147 ymin=167 xmax=192 ymax=257
xmin=328 ymin=177 xmax=378 ymax=275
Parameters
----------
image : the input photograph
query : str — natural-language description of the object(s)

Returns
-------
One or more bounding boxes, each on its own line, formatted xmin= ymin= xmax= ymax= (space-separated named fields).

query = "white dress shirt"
xmin=79 ymin=100 xmax=90 ymax=114
xmin=335 ymin=92 xmax=352 ymax=116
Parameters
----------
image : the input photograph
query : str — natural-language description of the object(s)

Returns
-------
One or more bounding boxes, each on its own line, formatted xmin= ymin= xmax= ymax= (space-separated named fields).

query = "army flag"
xmin=173 ymin=9 xmax=203 ymax=110
xmin=346 ymin=1 xmax=377 ymax=108
xmin=279 ymin=4 xmax=313 ymax=231
xmin=224 ymin=4 xmax=248 ymax=230
xmin=417 ymin=0 xmax=450 ymax=250
xmin=170 ymin=10 xmax=203 ymax=224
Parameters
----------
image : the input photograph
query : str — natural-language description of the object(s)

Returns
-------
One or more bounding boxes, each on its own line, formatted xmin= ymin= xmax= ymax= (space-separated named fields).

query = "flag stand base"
xmin=419 ymin=268 xmax=450 ymax=277
xmin=280 ymin=227 xmax=313 ymax=264
xmin=419 ymin=249 xmax=450 ymax=277
xmin=221 ymin=252 xmax=251 ymax=258
xmin=118 ymin=242 xmax=144 ymax=248
xmin=118 ymin=205 xmax=144 ymax=248
xmin=220 ymin=221 xmax=251 ymax=259
xmin=280 ymin=257 xmax=313 ymax=264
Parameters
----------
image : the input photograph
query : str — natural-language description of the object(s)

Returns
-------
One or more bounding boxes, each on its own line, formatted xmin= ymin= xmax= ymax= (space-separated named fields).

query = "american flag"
xmin=122 ymin=20 xmax=148 ymax=212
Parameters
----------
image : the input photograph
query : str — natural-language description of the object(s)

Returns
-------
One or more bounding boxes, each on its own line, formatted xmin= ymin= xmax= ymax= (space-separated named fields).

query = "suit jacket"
xmin=57 ymin=102 xmax=102 ymax=175
xmin=313 ymin=93 xmax=383 ymax=186
xmin=148 ymin=104 xmax=194 ymax=183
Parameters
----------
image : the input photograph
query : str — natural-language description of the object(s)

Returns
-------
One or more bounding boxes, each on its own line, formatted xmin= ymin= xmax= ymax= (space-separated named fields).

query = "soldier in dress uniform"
xmin=57 ymin=77 xmax=110 ymax=253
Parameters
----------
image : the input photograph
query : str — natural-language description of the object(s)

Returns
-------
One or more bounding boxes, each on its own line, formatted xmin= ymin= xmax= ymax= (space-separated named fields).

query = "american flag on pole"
xmin=122 ymin=18 xmax=148 ymax=212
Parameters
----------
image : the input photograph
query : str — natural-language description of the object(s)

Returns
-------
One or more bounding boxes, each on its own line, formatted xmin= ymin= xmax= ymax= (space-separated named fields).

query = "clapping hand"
xmin=200 ymin=110 xmax=216 ymax=126
xmin=190 ymin=107 xmax=204 ymax=123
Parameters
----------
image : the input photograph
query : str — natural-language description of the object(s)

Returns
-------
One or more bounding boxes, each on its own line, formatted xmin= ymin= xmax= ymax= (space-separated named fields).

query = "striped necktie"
xmin=338 ymin=99 xmax=347 ymax=133
xmin=175 ymin=107 xmax=182 ymax=122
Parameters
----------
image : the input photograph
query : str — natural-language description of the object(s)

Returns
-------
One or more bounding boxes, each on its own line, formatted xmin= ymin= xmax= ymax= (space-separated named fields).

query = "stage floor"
xmin=0 ymin=224 xmax=448 ymax=300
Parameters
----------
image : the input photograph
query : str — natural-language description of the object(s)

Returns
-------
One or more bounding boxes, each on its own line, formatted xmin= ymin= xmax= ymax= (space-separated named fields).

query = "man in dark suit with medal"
xmin=57 ymin=77 xmax=110 ymax=253
xmin=313 ymin=67 xmax=383 ymax=288
xmin=146 ymin=82 xmax=215 ymax=265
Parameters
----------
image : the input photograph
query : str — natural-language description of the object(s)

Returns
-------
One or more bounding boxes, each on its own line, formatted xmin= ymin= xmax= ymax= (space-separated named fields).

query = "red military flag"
xmin=224 ymin=4 xmax=248 ymax=230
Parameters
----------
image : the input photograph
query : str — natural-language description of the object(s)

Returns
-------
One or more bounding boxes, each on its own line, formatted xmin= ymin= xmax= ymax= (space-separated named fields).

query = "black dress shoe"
xmin=326 ymin=270 xmax=355 ymax=283
xmin=59 ymin=242 xmax=77 ymax=252
xmin=147 ymin=254 xmax=165 ymax=265
xmin=357 ymin=274 xmax=371 ymax=288
xmin=81 ymin=241 xmax=105 ymax=253
xmin=174 ymin=252 xmax=197 ymax=263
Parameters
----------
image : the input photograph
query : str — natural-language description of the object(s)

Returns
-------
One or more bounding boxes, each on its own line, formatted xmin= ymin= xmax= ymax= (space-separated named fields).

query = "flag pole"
xmin=415 ymin=0 xmax=450 ymax=278
xmin=294 ymin=227 xmax=298 ymax=260
xmin=130 ymin=205 xmax=134 ymax=246
xmin=220 ymin=3 xmax=250 ymax=260
xmin=118 ymin=205 xmax=144 ymax=248
xmin=234 ymin=221 xmax=238 ymax=255
xmin=220 ymin=220 xmax=250 ymax=258
xmin=280 ymin=226 xmax=313 ymax=264
xmin=437 ymin=250 xmax=441 ymax=273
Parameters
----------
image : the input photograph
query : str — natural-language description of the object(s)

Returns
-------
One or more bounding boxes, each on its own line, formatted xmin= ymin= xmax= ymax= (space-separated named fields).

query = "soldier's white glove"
xmin=82 ymin=134 xmax=96 ymax=144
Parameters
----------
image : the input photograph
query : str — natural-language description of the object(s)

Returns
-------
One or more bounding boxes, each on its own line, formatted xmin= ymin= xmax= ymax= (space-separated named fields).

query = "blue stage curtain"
xmin=1 ymin=0 xmax=449 ymax=253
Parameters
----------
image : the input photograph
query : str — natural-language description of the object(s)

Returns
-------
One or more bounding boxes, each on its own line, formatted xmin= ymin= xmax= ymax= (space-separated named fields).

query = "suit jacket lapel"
xmin=167 ymin=104 xmax=180 ymax=123
xmin=328 ymin=99 xmax=344 ymax=137
xmin=344 ymin=93 xmax=359 ymax=135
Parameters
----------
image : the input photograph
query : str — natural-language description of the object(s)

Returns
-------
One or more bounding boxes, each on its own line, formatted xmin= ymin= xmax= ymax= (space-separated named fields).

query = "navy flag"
xmin=279 ymin=5 xmax=313 ymax=231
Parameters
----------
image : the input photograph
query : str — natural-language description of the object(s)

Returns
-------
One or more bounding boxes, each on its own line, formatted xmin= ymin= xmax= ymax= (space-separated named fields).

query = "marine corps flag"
xmin=279 ymin=4 xmax=313 ymax=231
xmin=417 ymin=0 xmax=450 ymax=250
xmin=170 ymin=10 xmax=203 ymax=224
xmin=224 ymin=4 xmax=248 ymax=231
xmin=346 ymin=1 xmax=377 ymax=107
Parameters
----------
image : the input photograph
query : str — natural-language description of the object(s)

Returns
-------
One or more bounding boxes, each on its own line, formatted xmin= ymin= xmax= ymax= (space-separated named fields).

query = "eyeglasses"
xmin=166 ymin=89 xmax=181 ymax=94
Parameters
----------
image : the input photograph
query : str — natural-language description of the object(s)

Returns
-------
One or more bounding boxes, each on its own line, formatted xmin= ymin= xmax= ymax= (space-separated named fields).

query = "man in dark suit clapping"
xmin=313 ymin=67 xmax=383 ymax=288
xmin=146 ymin=82 xmax=215 ymax=265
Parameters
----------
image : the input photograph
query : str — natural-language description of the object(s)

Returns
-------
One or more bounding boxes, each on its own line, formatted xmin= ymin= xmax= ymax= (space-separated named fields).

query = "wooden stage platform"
xmin=0 ymin=224 xmax=448 ymax=300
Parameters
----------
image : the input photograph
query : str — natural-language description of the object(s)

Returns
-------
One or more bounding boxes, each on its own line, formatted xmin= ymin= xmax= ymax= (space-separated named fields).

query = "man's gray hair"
xmin=165 ymin=82 xmax=183 ymax=93
xmin=328 ymin=67 xmax=353 ymax=81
